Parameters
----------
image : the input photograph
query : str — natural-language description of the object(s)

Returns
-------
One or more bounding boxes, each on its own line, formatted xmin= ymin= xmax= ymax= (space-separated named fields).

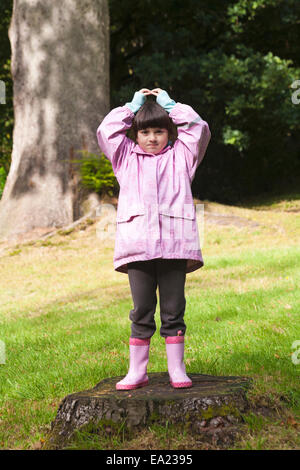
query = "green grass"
xmin=0 ymin=194 xmax=299 ymax=449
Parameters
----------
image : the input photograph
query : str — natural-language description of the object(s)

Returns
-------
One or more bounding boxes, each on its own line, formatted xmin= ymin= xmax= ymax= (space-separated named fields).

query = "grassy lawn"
xmin=0 ymin=193 xmax=299 ymax=450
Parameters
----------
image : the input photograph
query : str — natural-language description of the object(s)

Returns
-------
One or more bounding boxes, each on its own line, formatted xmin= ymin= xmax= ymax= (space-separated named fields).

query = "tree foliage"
xmin=0 ymin=0 xmax=13 ymax=180
xmin=109 ymin=0 xmax=300 ymax=202
xmin=1 ymin=0 xmax=299 ymax=203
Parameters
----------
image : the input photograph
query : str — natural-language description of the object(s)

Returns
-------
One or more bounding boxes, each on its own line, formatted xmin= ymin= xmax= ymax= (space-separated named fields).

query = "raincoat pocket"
xmin=158 ymin=205 xmax=196 ymax=242
xmin=116 ymin=206 xmax=146 ymax=223
xmin=158 ymin=204 xmax=196 ymax=220
xmin=116 ymin=206 xmax=147 ymax=242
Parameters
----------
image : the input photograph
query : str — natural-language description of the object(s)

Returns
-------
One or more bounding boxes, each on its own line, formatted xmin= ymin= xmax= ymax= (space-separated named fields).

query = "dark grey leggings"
xmin=127 ymin=258 xmax=187 ymax=339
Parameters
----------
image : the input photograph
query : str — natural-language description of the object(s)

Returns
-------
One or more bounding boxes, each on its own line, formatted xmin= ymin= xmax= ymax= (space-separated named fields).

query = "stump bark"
xmin=44 ymin=372 xmax=253 ymax=449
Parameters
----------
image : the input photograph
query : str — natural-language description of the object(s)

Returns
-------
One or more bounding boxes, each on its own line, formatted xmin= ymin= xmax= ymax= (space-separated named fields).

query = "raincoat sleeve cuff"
xmin=156 ymin=90 xmax=176 ymax=113
xmin=125 ymin=91 xmax=146 ymax=114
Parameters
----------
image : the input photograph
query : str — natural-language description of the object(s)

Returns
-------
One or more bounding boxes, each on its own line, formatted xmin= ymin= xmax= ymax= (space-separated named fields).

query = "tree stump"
xmin=44 ymin=372 xmax=253 ymax=449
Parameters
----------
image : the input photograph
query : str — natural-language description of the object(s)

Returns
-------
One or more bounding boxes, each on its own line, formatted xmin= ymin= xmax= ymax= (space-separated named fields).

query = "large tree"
xmin=0 ymin=0 xmax=109 ymax=239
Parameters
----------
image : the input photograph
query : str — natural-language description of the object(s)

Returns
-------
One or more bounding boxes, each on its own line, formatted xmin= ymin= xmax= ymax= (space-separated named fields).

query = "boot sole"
xmin=116 ymin=379 xmax=149 ymax=391
xmin=170 ymin=381 xmax=193 ymax=388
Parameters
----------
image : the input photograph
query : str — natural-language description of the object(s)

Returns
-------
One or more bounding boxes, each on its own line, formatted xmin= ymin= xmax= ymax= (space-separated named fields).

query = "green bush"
xmin=0 ymin=166 xmax=7 ymax=199
xmin=71 ymin=150 xmax=118 ymax=197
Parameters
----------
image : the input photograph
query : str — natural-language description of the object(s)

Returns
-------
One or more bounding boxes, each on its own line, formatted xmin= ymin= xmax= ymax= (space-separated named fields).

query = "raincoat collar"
xmin=132 ymin=142 xmax=172 ymax=156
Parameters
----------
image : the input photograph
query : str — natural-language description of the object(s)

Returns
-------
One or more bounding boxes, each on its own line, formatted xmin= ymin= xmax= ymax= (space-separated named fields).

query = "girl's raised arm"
xmin=96 ymin=106 xmax=135 ymax=181
xmin=155 ymin=90 xmax=211 ymax=182
xmin=170 ymin=103 xmax=211 ymax=182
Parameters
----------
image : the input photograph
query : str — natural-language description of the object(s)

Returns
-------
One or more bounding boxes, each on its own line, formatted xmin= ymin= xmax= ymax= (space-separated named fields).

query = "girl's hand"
xmin=151 ymin=88 xmax=163 ymax=96
xmin=138 ymin=88 xmax=154 ymax=96
xmin=125 ymin=90 xmax=150 ymax=114
xmin=155 ymin=90 xmax=176 ymax=113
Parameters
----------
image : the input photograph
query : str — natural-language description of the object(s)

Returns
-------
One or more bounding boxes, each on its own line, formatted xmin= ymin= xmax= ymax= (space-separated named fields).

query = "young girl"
xmin=96 ymin=88 xmax=211 ymax=390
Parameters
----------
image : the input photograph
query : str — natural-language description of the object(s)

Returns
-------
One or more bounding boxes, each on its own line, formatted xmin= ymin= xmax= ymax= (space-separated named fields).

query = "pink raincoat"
xmin=96 ymin=102 xmax=211 ymax=274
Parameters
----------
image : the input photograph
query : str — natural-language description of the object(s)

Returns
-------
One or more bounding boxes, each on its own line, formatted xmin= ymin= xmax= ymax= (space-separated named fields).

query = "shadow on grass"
xmin=204 ymin=247 xmax=300 ymax=274
xmin=235 ymin=189 xmax=300 ymax=210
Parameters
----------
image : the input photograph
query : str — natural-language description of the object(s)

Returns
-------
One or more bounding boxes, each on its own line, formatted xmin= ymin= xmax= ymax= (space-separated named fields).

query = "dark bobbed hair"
xmin=128 ymin=99 xmax=178 ymax=145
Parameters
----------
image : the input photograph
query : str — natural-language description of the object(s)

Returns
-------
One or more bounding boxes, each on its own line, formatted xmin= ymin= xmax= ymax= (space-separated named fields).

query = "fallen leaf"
xmin=32 ymin=441 xmax=42 ymax=450
xmin=271 ymin=325 xmax=286 ymax=334
xmin=287 ymin=417 xmax=298 ymax=428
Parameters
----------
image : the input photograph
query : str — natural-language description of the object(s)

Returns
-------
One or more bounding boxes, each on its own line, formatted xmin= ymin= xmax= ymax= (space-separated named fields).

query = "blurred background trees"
xmin=0 ymin=0 xmax=13 ymax=196
xmin=1 ymin=0 xmax=299 ymax=204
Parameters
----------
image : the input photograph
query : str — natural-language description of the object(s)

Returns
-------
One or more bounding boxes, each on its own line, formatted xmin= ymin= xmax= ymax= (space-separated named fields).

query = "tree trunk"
xmin=0 ymin=0 xmax=109 ymax=240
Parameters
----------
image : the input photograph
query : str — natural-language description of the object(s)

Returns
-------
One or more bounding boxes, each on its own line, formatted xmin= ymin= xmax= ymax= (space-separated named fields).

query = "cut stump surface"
xmin=44 ymin=373 xmax=253 ymax=449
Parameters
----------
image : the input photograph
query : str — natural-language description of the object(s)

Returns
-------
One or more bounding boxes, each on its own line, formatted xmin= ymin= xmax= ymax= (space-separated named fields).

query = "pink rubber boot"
xmin=116 ymin=337 xmax=150 ymax=390
xmin=165 ymin=336 xmax=192 ymax=388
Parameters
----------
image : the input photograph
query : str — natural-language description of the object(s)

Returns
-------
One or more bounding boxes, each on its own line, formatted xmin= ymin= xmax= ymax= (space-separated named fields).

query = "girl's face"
xmin=136 ymin=127 xmax=169 ymax=154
